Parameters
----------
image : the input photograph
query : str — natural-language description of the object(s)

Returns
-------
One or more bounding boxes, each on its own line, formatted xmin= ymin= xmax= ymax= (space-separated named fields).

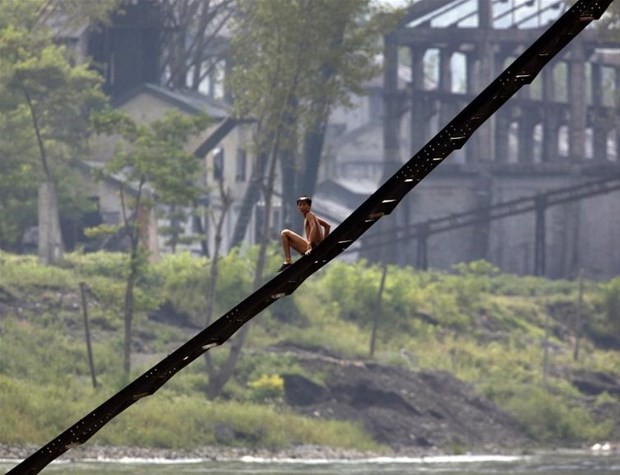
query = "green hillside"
xmin=0 ymin=250 xmax=618 ymax=452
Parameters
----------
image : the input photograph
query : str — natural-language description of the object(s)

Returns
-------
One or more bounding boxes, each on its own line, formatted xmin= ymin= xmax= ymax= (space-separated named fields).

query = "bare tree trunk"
xmin=280 ymin=146 xmax=297 ymax=230
xmin=206 ymin=128 xmax=282 ymax=400
xmin=123 ymin=244 xmax=139 ymax=376
xmin=206 ymin=13 xmax=307 ymax=398
xmin=230 ymin=122 xmax=269 ymax=250
xmin=299 ymin=116 xmax=328 ymax=199
xmin=279 ymin=101 xmax=298 ymax=230
xmin=160 ymin=0 xmax=234 ymax=90
xmin=297 ymin=15 xmax=345 ymax=203
xmin=229 ymin=150 xmax=268 ymax=249
xmin=203 ymin=179 xmax=232 ymax=378
xmin=120 ymin=181 xmax=144 ymax=377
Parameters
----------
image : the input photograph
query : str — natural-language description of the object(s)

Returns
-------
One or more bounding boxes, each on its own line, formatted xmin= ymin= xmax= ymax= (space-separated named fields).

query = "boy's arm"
xmin=305 ymin=213 xmax=323 ymax=253
xmin=317 ymin=217 xmax=331 ymax=236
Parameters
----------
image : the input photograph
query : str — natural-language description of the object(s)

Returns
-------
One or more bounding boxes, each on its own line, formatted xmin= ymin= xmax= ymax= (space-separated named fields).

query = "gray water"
xmin=2 ymin=453 xmax=619 ymax=475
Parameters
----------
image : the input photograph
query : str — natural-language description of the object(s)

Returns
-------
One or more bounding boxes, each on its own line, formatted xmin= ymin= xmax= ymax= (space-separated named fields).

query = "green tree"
xmin=0 ymin=0 xmax=116 ymax=263
xmin=92 ymin=109 xmax=208 ymax=376
xmin=229 ymin=0 xmax=396 ymax=243
xmin=202 ymin=0 xmax=398 ymax=401
xmin=0 ymin=104 xmax=38 ymax=251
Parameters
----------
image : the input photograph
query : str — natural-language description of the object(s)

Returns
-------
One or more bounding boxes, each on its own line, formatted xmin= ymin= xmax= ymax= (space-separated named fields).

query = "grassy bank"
xmin=0 ymin=250 xmax=618 ymax=450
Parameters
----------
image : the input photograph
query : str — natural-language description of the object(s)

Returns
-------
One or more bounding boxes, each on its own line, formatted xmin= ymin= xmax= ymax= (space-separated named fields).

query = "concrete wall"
xmin=393 ymin=167 xmax=620 ymax=279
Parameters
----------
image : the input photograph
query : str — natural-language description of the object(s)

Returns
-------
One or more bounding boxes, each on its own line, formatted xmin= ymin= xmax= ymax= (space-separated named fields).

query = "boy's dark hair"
xmin=296 ymin=196 xmax=312 ymax=206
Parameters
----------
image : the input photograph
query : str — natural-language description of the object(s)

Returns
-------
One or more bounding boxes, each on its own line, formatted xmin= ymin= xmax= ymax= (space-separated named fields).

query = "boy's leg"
xmin=281 ymin=229 xmax=308 ymax=263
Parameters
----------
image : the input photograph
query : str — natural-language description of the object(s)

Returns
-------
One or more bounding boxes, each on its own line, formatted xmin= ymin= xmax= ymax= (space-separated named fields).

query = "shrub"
xmin=152 ymin=251 xmax=209 ymax=325
xmin=94 ymin=395 xmax=378 ymax=450
xmin=603 ymin=277 xmax=620 ymax=334
xmin=247 ymin=374 xmax=284 ymax=402
xmin=503 ymin=385 xmax=613 ymax=444
xmin=64 ymin=251 xmax=128 ymax=279
xmin=234 ymin=352 xmax=302 ymax=386
xmin=319 ymin=260 xmax=381 ymax=326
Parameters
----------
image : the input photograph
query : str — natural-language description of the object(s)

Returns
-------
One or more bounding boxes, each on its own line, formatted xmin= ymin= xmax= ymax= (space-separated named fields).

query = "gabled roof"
xmin=112 ymin=83 xmax=231 ymax=119
xmin=318 ymin=177 xmax=379 ymax=196
xmin=76 ymin=161 xmax=140 ymax=197
xmin=329 ymin=120 xmax=382 ymax=152
xmin=46 ymin=11 xmax=91 ymax=41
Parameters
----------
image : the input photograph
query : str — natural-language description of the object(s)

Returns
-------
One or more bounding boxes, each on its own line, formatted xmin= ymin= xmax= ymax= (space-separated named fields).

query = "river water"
xmin=1 ymin=452 xmax=619 ymax=475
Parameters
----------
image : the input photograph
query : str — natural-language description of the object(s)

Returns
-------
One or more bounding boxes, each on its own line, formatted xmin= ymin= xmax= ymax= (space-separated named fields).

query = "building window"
xmin=235 ymin=148 xmax=247 ymax=182
xmin=213 ymin=148 xmax=224 ymax=180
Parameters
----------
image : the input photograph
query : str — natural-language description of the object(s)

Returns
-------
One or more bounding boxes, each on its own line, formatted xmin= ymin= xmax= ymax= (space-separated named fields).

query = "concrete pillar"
xmin=591 ymin=62 xmax=608 ymax=161
xmin=494 ymin=109 xmax=511 ymax=163
xmin=382 ymin=35 xmax=401 ymax=179
xmin=466 ymin=52 xmax=480 ymax=163
xmin=542 ymin=67 xmax=559 ymax=162
xmin=518 ymin=109 xmax=538 ymax=164
xmin=534 ymin=195 xmax=546 ymax=277
xmin=410 ymin=47 xmax=427 ymax=155
xmin=438 ymin=48 xmax=454 ymax=130
xmin=379 ymin=34 xmax=402 ymax=264
xmin=416 ymin=224 xmax=429 ymax=270
xmin=493 ymin=52 xmax=511 ymax=164
xmin=568 ymin=40 xmax=587 ymax=161
xmin=137 ymin=189 xmax=160 ymax=262
xmin=477 ymin=0 xmax=493 ymax=29
xmin=475 ymin=39 xmax=495 ymax=161
xmin=38 ymin=181 xmax=65 ymax=265
xmin=616 ymin=66 xmax=620 ymax=161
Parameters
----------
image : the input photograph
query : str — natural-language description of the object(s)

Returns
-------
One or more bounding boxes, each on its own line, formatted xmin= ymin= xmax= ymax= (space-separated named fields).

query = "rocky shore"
xmin=0 ymin=443 xmax=433 ymax=464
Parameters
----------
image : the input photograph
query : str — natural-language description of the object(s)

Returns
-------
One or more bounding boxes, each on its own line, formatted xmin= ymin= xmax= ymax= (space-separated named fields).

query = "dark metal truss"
xmin=7 ymin=1 xmax=614 ymax=473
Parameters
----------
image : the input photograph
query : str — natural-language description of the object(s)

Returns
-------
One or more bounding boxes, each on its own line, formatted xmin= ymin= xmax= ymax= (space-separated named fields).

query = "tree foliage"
xmin=202 ymin=0 xmax=400 ymax=399
xmin=229 ymin=0 xmax=393 ymax=138
xmin=0 ymin=103 xmax=38 ymax=250
xmin=0 ymin=0 xmax=116 ymax=259
xmin=91 ymin=108 xmax=208 ymax=375
xmin=92 ymin=108 xmax=208 ymax=206
xmin=228 ymin=0 xmax=399 ymax=241
xmin=159 ymin=0 xmax=234 ymax=91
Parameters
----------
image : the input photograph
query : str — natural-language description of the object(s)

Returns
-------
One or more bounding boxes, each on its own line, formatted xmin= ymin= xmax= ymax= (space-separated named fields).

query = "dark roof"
xmin=112 ymin=83 xmax=231 ymax=119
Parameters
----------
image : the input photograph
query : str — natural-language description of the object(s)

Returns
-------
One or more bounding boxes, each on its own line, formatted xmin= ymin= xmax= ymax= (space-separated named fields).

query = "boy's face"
xmin=297 ymin=201 xmax=311 ymax=214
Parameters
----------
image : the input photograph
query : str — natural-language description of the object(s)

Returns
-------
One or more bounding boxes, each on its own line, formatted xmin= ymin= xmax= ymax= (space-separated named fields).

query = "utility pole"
xmin=542 ymin=300 xmax=550 ymax=389
xmin=369 ymin=264 xmax=388 ymax=358
xmin=573 ymin=269 xmax=584 ymax=361
xmin=79 ymin=282 xmax=98 ymax=389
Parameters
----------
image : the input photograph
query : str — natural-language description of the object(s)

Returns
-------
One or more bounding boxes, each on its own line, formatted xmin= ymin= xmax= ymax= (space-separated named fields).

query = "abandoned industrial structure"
xmin=352 ymin=0 xmax=620 ymax=279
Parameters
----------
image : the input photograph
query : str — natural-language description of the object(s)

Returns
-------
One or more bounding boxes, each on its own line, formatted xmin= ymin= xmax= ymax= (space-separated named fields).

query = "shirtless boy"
xmin=278 ymin=196 xmax=330 ymax=272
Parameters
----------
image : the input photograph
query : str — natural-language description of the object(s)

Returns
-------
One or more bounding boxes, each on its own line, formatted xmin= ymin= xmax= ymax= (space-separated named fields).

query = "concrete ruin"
xmin=360 ymin=0 xmax=619 ymax=279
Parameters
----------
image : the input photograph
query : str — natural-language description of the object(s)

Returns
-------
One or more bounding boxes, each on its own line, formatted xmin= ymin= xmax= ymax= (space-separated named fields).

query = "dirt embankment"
xmin=273 ymin=345 xmax=531 ymax=453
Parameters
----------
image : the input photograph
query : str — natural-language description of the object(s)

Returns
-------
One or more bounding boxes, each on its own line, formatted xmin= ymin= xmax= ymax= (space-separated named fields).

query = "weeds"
xmin=0 ymin=251 xmax=618 ymax=449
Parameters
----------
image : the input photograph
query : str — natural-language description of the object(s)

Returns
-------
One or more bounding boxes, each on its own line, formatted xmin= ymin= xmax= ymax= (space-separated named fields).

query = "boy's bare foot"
xmin=277 ymin=262 xmax=292 ymax=272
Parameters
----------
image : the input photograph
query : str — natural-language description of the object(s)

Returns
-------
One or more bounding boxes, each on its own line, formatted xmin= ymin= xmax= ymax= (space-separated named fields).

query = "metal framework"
xmin=353 ymin=172 xmax=620 ymax=273
xmin=6 ymin=1 xmax=615 ymax=473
